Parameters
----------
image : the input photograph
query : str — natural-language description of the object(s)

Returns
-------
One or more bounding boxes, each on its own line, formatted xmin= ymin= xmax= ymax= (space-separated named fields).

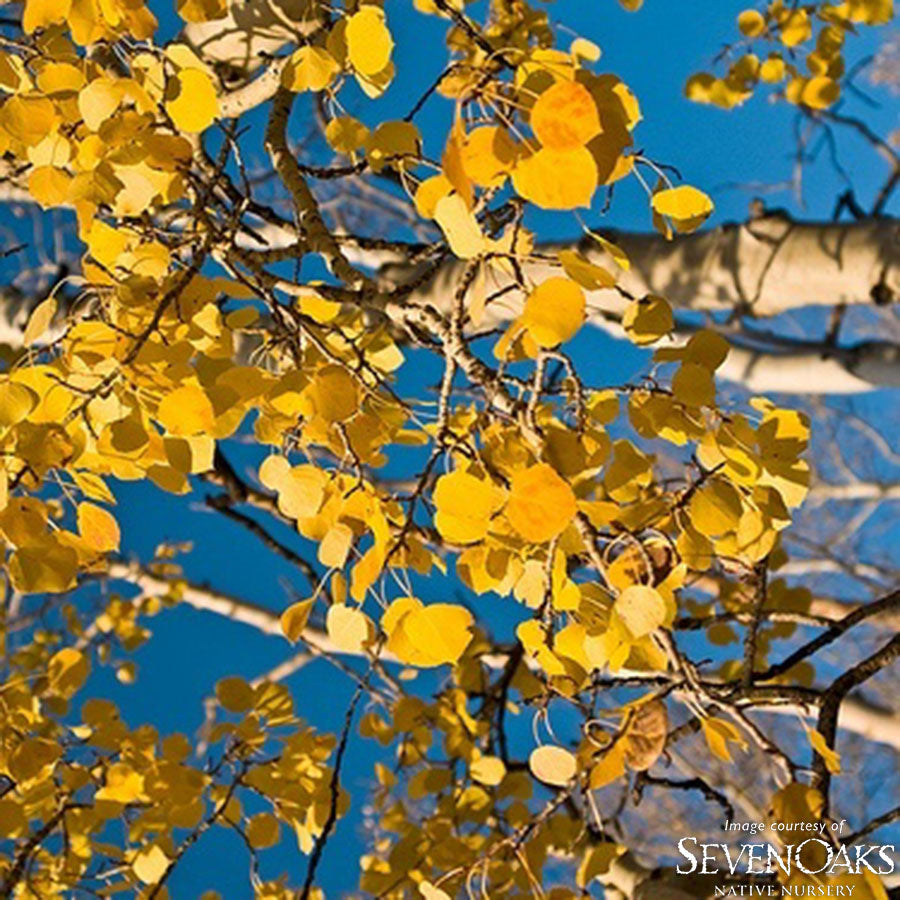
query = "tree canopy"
xmin=0 ymin=0 xmax=898 ymax=896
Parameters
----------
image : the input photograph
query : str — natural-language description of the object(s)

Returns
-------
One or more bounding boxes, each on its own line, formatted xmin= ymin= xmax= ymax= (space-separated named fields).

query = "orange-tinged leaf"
xmin=529 ymin=745 xmax=577 ymax=786
xmin=531 ymin=80 xmax=601 ymax=150
xmin=77 ymin=501 xmax=120 ymax=552
xmin=512 ymin=146 xmax=597 ymax=210
xmin=157 ymin=384 xmax=216 ymax=436
xmin=506 ymin=463 xmax=576 ymax=543
xmin=460 ymin=126 xmax=517 ymax=188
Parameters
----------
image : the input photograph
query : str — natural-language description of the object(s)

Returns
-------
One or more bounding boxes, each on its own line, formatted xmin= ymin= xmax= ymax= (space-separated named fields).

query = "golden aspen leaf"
xmin=507 ymin=463 xmax=577 ymax=543
xmin=77 ymin=501 xmax=120 ymax=552
xmin=259 ymin=455 xmax=290 ymax=490
xmin=651 ymin=185 xmax=714 ymax=232
xmin=623 ymin=700 xmax=667 ymax=770
xmin=246 ymin=812 xmax=280 ymax=849
xmin=132 ymin=845 xmax=169 ymax=885
xmin=442 ymin=118 xmax=473 ymax=209
xmin=622 ymin=295 xmax=672 ymax=345
xmin=280 ymin=599 xmax=315 ymax=642
xmin=614 ymin=585 xmax=666 ymax=638
xmin=769 ymin=782 xmax=824 ymax=826
xmin=618 ymin=0 xmax=643 ymax=9
xmin=157 ymin=384 xmax=216 ymax=436
xmin=326 ymin=604 xmax=372 ymax=653
xmin=414 ymin=174 xmax=453 ymax=219
xmin=346 ymin=6 xmax=393 ymax=76
xmin=277 ymin=465 xmax=327 ymax=520
xmin=760 ymin=56 xmax=786 ymax=83
xmin=460 ymin=126 xmax=517 ymax=188
xmin=9 ymin=541 xmax=78 ymax=594
xmin=23 ymin=296 xmax=57 ymax=347
xmin=177 ymin=0 xmax=226 ymax=22
xmin=325 ymin=116 xmax=369 ymax=155
xmin=470 ymin=755 xmax=506 ymax=786
xmin=689 ymin=480 xmax=743 ymax=537
xmin=512 ymin=145 xmax=597 ymax=210
xmin=589 ymin=740 xmax=626 ymax=788
xmin=364 ymin=121 xmax=420 ymax=173
xmin=0 ymin=799 xmax=27 ymax=839
xmin=557 ymin=249 xmax=616 ymax=290
xmin=589 ymin=231 xmax=631 ymax=270
xmin=672 ymin=362 xmax=715 ymax=408
xmin=807 ymin=728 xmax=841 ymax=774
xmin=529 ymin=745 xmax=577 ymax=786
xmin=738 ymin=9 xmax=766 ymax=36
xmin=0 ymin=96 xmax=56 ymax=146
xmin=702 ymin=716 xmax=748 ymax=762
xmin=23 ymin=0 xmax=72 ymax=32
xmin=780 ymin=10 xmax=811 ymax=47
xmin=531 ymin=80 xmax=602 ymax=150
xmin=521 ymin=277 xmax=585 ymax=347
xmin=801 ymin=76 xmax=840 ymax=109
xmin=165 ymin=68 xmax=218 ymax=134
xmin=434 ymin=193 xmax=484 ymax=259
xmin=216 ymin=676 xmax=254 ymax=713
xmin=318 ymin=522 xmax=354 ymax=569
xmin=433 ymin=470 xmax=497 ymax=544
xmin=398 ymin=602 xmax=474 ymax=666
xmin=78 ymin=78 xmax=122 ymax=131
xmin=577 ymin=843 xmax=626 ymax=888
xmin=8 ymin=738 xmax=61 ymax=783
xmin=308 ymin=365 xmax=358 ymax=422
xmin=28 ymin=166 xmax=72 ymax=209
xmin=571 ymin=37 xmax=601 ymax=63
xmin=47 ymin=648 xmax=90 ymax=699
xmin=0 ymin=382 xmax=36 ymax=427
xmin=282 ymin=46 xmax=340 ymax=92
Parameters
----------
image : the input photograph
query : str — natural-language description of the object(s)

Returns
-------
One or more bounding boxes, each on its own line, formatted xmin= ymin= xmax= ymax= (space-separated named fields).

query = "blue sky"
xmin=20 ymin=0 xmax=900 ymax=895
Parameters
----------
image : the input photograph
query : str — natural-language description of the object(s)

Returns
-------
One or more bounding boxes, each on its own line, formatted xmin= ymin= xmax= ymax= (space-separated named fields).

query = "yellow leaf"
xmin=780 ymin=10 xmax=811 ymax=47
xmin=0 ymin=381 xmax=37 ymax=426
xmin=589 ymin=740 xmax=626 ymax=788
xmin=23 ymin=0 xmax=71 ymax=33
xmin=132 ymin=845 xmax=169 ymax=885
xmin=529 ymin=745 xmax=577 ymax=786
xmin=702 ymin=716 xmax=748 ymax=762
xmin=157 ymin=384 xmax=216 ymax=436
xmin=77 ymin=502 xmax=120 ymax=552
xmin=78 ymin=78 xmax=123 ymax=131
xmin=613 ymin=585 xmax=667 ymax=638
xmin=801 ymin=76 xmax=840 ymax=110
xmin=96 ymin=762 xmax=146 ymax=802
xmin=433 ymin=470 xmax=497 ymax=544
xmin=571 ymin=37 xmax=602 ymax=63
xmin=459 ymin=126 xmax=517 ymax=188
xmin=165 ymin=68 xmax=218 ymax=134
xmin=651 ymin=185 xmax=714 ymax=232
xmin=531 ymin=80 xmax=601 ymax=150
xmin=689 ymin=480 xmax=743 ymax=537
xmin=326 ymin=604 xmax=372 ymax=653
xmin=506 ymin=463 xmax=577 ymax=543
xmin=521 ymin=277 xmax=585 ymax=348
xmin=738 ymin=9 xmax=766 ymax=36
xmin=346 ymin=6 xmax=393 ymax=77
xmin=47 ymin=648 xmax=90 ymax=699
xmin=807 ymin=728 xmax=841 ymax=774
xmin=415 ymin=174 xmax=453 ymax=219
xmin=557 ymin=249 xmax=616 ymax=290
xmin=470 ymin=755 xmax=506 ymax=786
xmin=282 ymin=46 xmax=340 ymax=93
xmin=512 ymin=146 xmax=597 ymax=210
xmin=419 ymin=883 xmax=451 ymax=900
xmin=434 ymin=193 xmax=484 ymax=259
xmin=318 ymin=522 xmax=354 ymax=569
xmin=384 ymin=597 xmax=474 ymax=667
xmin=364 ymin=121 xmax=420 ymax=173
xmin=325 ymin=116 xmax=369 ymax=155
xmin=622 ymin=294 xmax=672 ymax=345
xmin=280 ymin=599 xmax=315 ymax=642
xmin=28 ymin=166 xmax=72 ymax=209
xmin=23 ymin=297 xmax=57 ymax=347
